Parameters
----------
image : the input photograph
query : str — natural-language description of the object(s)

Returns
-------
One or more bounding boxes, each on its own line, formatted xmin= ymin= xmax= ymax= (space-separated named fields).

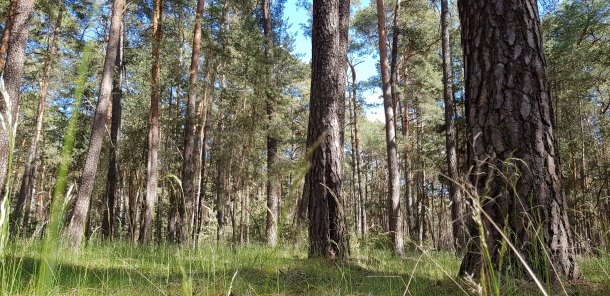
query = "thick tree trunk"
xmin=0 ymin=0 xmax=34 ymax=199
xmin=12 ymin=8 xmax=62 ymax=236
xmin=0 ymin=0 xmax=16 ymax=72
xmin=457 ymin=0 xmax=579 ymax=280
xmin=66 ymin=0 xmax=125 ymax=248
xmin=440 ymin=0 xmax=466 ymax=253
xmin=102 ymin=20 xmax=123 ymax=240
xmin=141 ymin=0 xmax=163 ymax=244
xmin=181 ymin=0 xmax=205 ymax=245
xmin=303 ymin=0 xmax=350 ymax=259
xmin=375 ymin=0 xmax=403 ymax=256
xmin=262 ymin=0 xmax=280 ymax=247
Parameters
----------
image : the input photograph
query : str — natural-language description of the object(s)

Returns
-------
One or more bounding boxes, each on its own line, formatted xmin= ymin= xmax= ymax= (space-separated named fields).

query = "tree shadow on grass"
xmin=5 ymin=254 xmax=608 ymax=296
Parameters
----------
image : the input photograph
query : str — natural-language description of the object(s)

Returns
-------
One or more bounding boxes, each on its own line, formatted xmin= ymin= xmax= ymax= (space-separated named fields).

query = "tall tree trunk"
xmin=402 ymin=86 xmax=413 ymax=238
xmin=262 ymin=0 xmax=280 ymax=247
xmin=457 ymin=0 xmax=579 ymax=280
xmin=66 ymin=0 xmax=125 ymax=248
xmin=102 ymin=20 xmax=124 ymax=240
xmin=11 ymin=8 xmax=62 ymax=236
xmin=389 ymin=0 xmax=400 ymax=130
xmin=375 ymin=0 xmax=403 ymax=256
xmin=303 ymin=0 xmax=350 ymax=259
xmin=440 ymin=0 xmax=466 ymax=253
xmin=141 ymin=0 xmax=163 ymax=244
xmin=347 ymin=74 xmax=358 ymax=235
xmin=180 ymin=0 xmax=205 ymax=245
xmin=0 ymin=0 xmax=16 ymax=72
xmin=348 ymin=62 xmax=365 ymax=239
xmin=195 ymin=93 xmax=213 ymax=241
xmin=0 ymin=0 xmax=34 ymax=199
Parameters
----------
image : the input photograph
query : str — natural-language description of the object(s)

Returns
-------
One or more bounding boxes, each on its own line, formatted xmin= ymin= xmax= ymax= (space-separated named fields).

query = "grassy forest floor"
xmin=2 ymin=240 xmax=609 ymax=295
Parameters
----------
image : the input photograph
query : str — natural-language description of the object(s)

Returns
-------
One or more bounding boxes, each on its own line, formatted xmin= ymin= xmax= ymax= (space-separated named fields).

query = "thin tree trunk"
xmin=347 ymin=79 xmax=358 ymax=235
xmin=348 ymin=62 xmax=365 ymax=238
xmin=180 ymin=0 xmax=205 ymax=245
xmin=375 ymin=0 xmax=403 ymax=256
xmin=12 ymin=8 xmax=62 ymax=236
xmin=389 ymin=0 xmax=401 ymax=130
xmin=195 ymin=99 xmax=212 ymax=241
xmin=457 ymin=0 xmax=579 ymax=280
xmin=303 ymin=0 xmax=350 ymax=259
xmin=66 ymin=0 xmax=125 ymax=248
xmin=440 ymin=0 xmax=466 ymax=253
xmin=141 ymin=0 xmax=163 ymax=244
xmin=262 ymin=0 xmax=280 ymax=247
xmin=402 ymin=85 xmax=412 ymax=238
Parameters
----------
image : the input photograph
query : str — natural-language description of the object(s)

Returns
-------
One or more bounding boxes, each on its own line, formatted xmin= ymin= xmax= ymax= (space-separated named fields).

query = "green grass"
xmin=1 ymin=240 xmax=608 ymax=295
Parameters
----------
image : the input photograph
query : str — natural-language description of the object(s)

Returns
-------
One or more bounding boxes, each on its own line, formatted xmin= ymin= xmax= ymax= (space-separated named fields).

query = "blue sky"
xmin=283 ymin=0 xmax=386 ymax=122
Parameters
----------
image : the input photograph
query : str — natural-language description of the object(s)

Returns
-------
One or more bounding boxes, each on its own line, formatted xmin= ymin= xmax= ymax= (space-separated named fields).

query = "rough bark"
xmin=12 ymin=8 xmax=62 ymax=236
xmin=457 ymin=0 xmax=579 ymax=280
xmin=262 ymin=0 xmax=280 ymax=247
xmin=375 ymin=0 xmax=403 ymax=256
xmin=440 ymin=0 xmax=466 ymax=253
xmin=180 ymin=0 xmax=205 ymax=245
xmin=101 ymin=20 xmax=123 ymax=240
xmin=141 ymin=0 xmax=163 ymax=244
xmin=303 ymin=0 xmax=350 ymax=259
xmin=1 ymin=0 xmax=34 ymax=199
xmin=0 ymin=0 xmax=16 ymax=72
xmin=66 ymin=0 xmax=125 ymax=248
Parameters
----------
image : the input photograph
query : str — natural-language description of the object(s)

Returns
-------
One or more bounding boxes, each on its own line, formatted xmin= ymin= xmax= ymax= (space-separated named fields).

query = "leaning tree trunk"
xmin=12 ymin=8 xmax=62 ymax=236
xmin=262 ymin=0 xmax=280 ymax=247
xmin=303 ymin=0 xmax=350 ymax=260
xmin=0 ymin=0 xmax=34 ymax=199
xmin=180 ymin=0 xmax=205 ymax=246
xmin=141 ymin=0 xmax=163 ymax=244
xmin=440 ymin=0 xmax=466 ymax=253
xmin=66 ymin=0 xmax=125 ymax=248
xmin=457 ymin=0 xmax=579 ymax=280
xmin=375 ymin=0 xmax=403 ymax=256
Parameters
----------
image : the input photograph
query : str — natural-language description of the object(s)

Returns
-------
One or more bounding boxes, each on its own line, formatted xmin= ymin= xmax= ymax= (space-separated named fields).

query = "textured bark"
xmin=12 ymin=8 xmax=62 ymax=236
xmin=303 ymin=0 xmax=350 ymax=259
xmin=66 ymin=0 xmax=125 ymax=248
xmin=195 ymin=87 xmax=213 ymax=242
xmin=0 ymin=0 xmax=16 ymax=72
xmin=440 ymin=0 xmax=466 ymax=253
xmin=457 ymin=0 xmax=579 ymax=280
xmin=180 ymin=0 xmax=205 ymax=245
xmin=375 ymin=0 xmax=403 ymax=256
xmin=141 ymin=0 xmax=163 ymax=244
xmin=0 ymin=0 xmax=34 ymax=198
xmin=262 ymin=0 xmax=280 ymax=247
xmin=102 ymin=20 xmax=123 ymax=240
xmin=0 ymin=0 xmax=16 ymax=73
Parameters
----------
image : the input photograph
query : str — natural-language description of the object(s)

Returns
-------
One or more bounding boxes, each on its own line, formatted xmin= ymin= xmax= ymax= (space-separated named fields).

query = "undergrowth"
xmin=0 ymin=239 xmax=608 ymax=295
